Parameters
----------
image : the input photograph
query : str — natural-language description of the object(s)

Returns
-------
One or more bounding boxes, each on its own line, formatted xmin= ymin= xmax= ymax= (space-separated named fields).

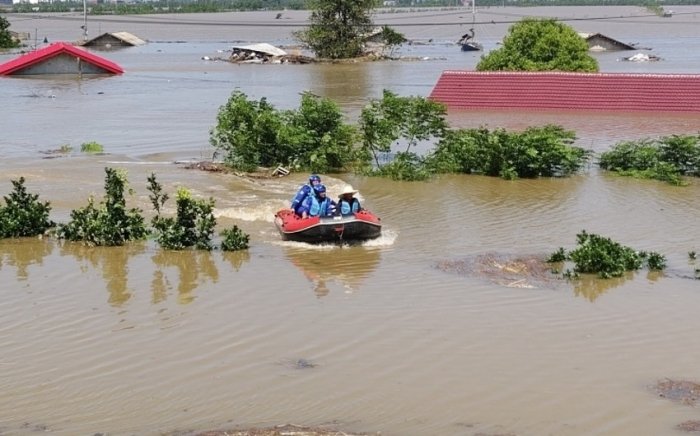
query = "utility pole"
xmin=82 ymin=0 xmax=88 ymax=41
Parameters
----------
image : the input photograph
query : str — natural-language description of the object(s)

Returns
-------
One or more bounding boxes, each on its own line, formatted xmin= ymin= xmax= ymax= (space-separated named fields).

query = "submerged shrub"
xmin=426 ymin=125 xmax=590 ymax=180
xmin=0 ymin=177 xmax=55 ymax=238
xmin=599 ymin=134 xmax=700 ymax=185
xmin=371 ymin=152 xmax=433 ymax=181
xmin=148 ymin=174 xmax=216 ymax=250
xmin=220 ymin=225 xmax=250 ymax=251
xmin=549 ymin=230 xmax=667 ymax=279
xmin=58 ymin=168 xmax=147 ymax=246
xmin=80 ymin=141 xmax=104 ymax=153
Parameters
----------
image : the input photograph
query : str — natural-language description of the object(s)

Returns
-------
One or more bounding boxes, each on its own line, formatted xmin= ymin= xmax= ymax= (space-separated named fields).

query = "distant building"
xmin=578 ymin=32 xmax=636 ymax=51
xmin=0 ymin=42 xmax=124 ymax=76
xmin=82 ymin=32 xmax=146 ymax=48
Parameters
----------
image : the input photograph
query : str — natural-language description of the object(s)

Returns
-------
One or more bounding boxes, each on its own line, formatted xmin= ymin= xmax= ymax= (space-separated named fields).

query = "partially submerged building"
xmin=82 ymin=32 xmax=146 ymax=49
xmin=579 ymin=33 xmax=636 ymax=51
xmin=230 ymin=43 xmax=287 ymax=63
xmin=429 ymin=71 xmax=700 ymax=113
xmin=0 ymin=42 xmax=124 ymax=76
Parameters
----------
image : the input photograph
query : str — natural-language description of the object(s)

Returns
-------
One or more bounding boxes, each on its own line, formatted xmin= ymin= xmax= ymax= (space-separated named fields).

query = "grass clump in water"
xmin=80 ymin=141 xmax=104 ymax=153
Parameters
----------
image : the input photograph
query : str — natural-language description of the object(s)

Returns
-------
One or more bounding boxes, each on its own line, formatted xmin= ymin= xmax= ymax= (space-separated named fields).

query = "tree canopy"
xmin=294 ymin=0 xmax=377 ymax=59
xmin=1 ymin=15 xmax=19 ymax=49
xmin=476 ymin=18 xmax=599 ymax=72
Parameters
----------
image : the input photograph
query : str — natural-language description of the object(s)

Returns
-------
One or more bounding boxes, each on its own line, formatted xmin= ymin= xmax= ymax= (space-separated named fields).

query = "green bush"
xmin=58 ymin=168 xmax=147 ymax=246
xmin=80 ymin=141 xmax=104 ymax=153
xmin=148 ymin=174 xmax=216 ymax=250
xmin=220 ymin=225 xmax=250 ymax=251
xmin=371 ymin=152 xmax=433 ymax=181
xmin=426 ymin=125 xmax=590 ymax=179
xmin=599 ymin=135 xmax=700 ymax=185
xmin=549 ymin=231 xmax=666 ymax=279
xmin=0 ymin=177 xmax=55 ymax=238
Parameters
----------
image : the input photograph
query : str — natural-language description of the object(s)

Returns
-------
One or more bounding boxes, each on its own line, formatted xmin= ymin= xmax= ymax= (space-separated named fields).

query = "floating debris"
xmin=677 ymin=420 xmax=700 ymax=432
xmin=191 ymin=424 xmax=376 ymax=436
xmin=622 ymin=52 xmax=661 ymax=62
xmin=654 ymin=379 xmax=700 ymax=406
xmin=436 ymin=253 xmax=563 ymax=289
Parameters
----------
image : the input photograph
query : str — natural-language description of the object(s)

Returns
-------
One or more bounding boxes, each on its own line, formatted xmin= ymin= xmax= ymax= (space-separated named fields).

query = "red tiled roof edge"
xmin=429 ymin=70 xmax=700 ymax=113
xmin=0 ymin=41 xmax=124 ymax=75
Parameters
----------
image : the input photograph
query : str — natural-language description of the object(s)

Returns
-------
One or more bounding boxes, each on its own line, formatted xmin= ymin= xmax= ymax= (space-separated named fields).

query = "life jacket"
xmin=338 ymin=198 xmax=360 ymax=215
xmin=308 ymin=195 xmax=331 ymax=217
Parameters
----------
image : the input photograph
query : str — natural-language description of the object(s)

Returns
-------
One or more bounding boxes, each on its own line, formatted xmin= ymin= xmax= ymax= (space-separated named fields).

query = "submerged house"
xmin=82 ymin=32 xmax=146 ymax=48
xmin=578 ymin=33 xmax=636 ymax=51
xmin=429 ymin=71 xmax=700 ymax=113
xmin=0 ymin=42 xmax=123 ymax=76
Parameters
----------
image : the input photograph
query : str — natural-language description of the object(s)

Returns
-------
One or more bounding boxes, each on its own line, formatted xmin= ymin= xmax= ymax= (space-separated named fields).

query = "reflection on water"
xmin=0 ymin=237 xmax=54 ymax=281
xmin=221 ymin=249 xmax=251 ymax=272
xmin=311 ymin=63 xmax=369 ymax=111
xmin=571 ymin=272 xmax=633 ymax=302
xmin=151 ymin=249 xmax=219 ymax=304
xmin=60 ymin=242 xmax=145 ymax=307
xmin=285 ymin=245 xmax=381 ymax=297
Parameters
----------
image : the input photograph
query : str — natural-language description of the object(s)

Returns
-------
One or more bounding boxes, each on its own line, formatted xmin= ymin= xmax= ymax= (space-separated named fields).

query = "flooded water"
xmin=2 ymin=7 xmax=700 ymax=436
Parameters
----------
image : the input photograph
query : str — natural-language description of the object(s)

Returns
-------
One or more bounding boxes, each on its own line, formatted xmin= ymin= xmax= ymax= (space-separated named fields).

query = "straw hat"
xmin=340 ymin=185 xmax=358 ymax=196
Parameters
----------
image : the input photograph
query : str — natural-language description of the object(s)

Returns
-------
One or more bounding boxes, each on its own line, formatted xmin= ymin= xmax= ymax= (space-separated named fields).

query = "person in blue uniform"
xmin=299 ymin=184 xmax=335 ymax=218
xmin=336 ymin=185 xmax=362 ymax=216
xmin=291 ymin=174 xmax=321 ymax=215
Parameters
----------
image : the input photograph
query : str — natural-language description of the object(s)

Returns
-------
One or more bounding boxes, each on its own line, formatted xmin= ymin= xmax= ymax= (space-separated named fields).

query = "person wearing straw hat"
xmin=336 ymin=185 xmax=362 ymax=216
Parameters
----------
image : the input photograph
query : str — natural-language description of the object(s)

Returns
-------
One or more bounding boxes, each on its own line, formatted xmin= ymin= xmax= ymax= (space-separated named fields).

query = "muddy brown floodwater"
xmin=2 ymin=6 xmax=700 ymax=436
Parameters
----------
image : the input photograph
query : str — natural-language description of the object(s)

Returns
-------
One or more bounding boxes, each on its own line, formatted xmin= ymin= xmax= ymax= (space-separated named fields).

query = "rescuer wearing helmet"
xmin=300 ymin=184 xmax=335 ymax=219
xmin=290 ymin=174 xmax=322 ymax=216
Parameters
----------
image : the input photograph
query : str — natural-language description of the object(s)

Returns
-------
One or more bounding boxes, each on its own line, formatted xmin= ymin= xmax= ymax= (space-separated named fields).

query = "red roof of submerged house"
xmin=0 ymin=41 xmax=123 ymax=75
xmin=429 ymin=71 xmax=700 ymax=113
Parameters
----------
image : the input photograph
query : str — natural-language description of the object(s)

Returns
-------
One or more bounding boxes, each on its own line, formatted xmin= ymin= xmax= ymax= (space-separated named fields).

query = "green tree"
xmin=211 ymin=90 xmax=357 ymax=172
xmin=279 ymin=91 xmax=357 ymax=172
xmin=378 ymin=25 xmax=407 ymax=57
xmin=1 ymin=15 xmax=19 ymax=49
xmin=210 ymin=90 xmax=285 ymax=172
xmin=359 ymin=90 xmax=448 ymax=171
xmin=294 ymin=0 xmax=377 ymax=59
xmin=476 ymin=18 xmax=598 ymax=72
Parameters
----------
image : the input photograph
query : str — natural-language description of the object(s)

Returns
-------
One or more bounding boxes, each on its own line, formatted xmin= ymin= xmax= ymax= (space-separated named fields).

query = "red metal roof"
xmin=429 ymin=71 xmax=700 ymax=113
xmin=0 ymin=41 xmax=123 ymax=75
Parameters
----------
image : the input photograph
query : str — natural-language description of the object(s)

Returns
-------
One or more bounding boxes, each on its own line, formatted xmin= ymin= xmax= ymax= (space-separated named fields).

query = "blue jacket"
xmin=337 ymin=198 xmax=361 ymax=215
xmin=299 ymin=194 xmax=334 ymax=217
xmin=291 ymin=184 xmax=312 ymax=214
